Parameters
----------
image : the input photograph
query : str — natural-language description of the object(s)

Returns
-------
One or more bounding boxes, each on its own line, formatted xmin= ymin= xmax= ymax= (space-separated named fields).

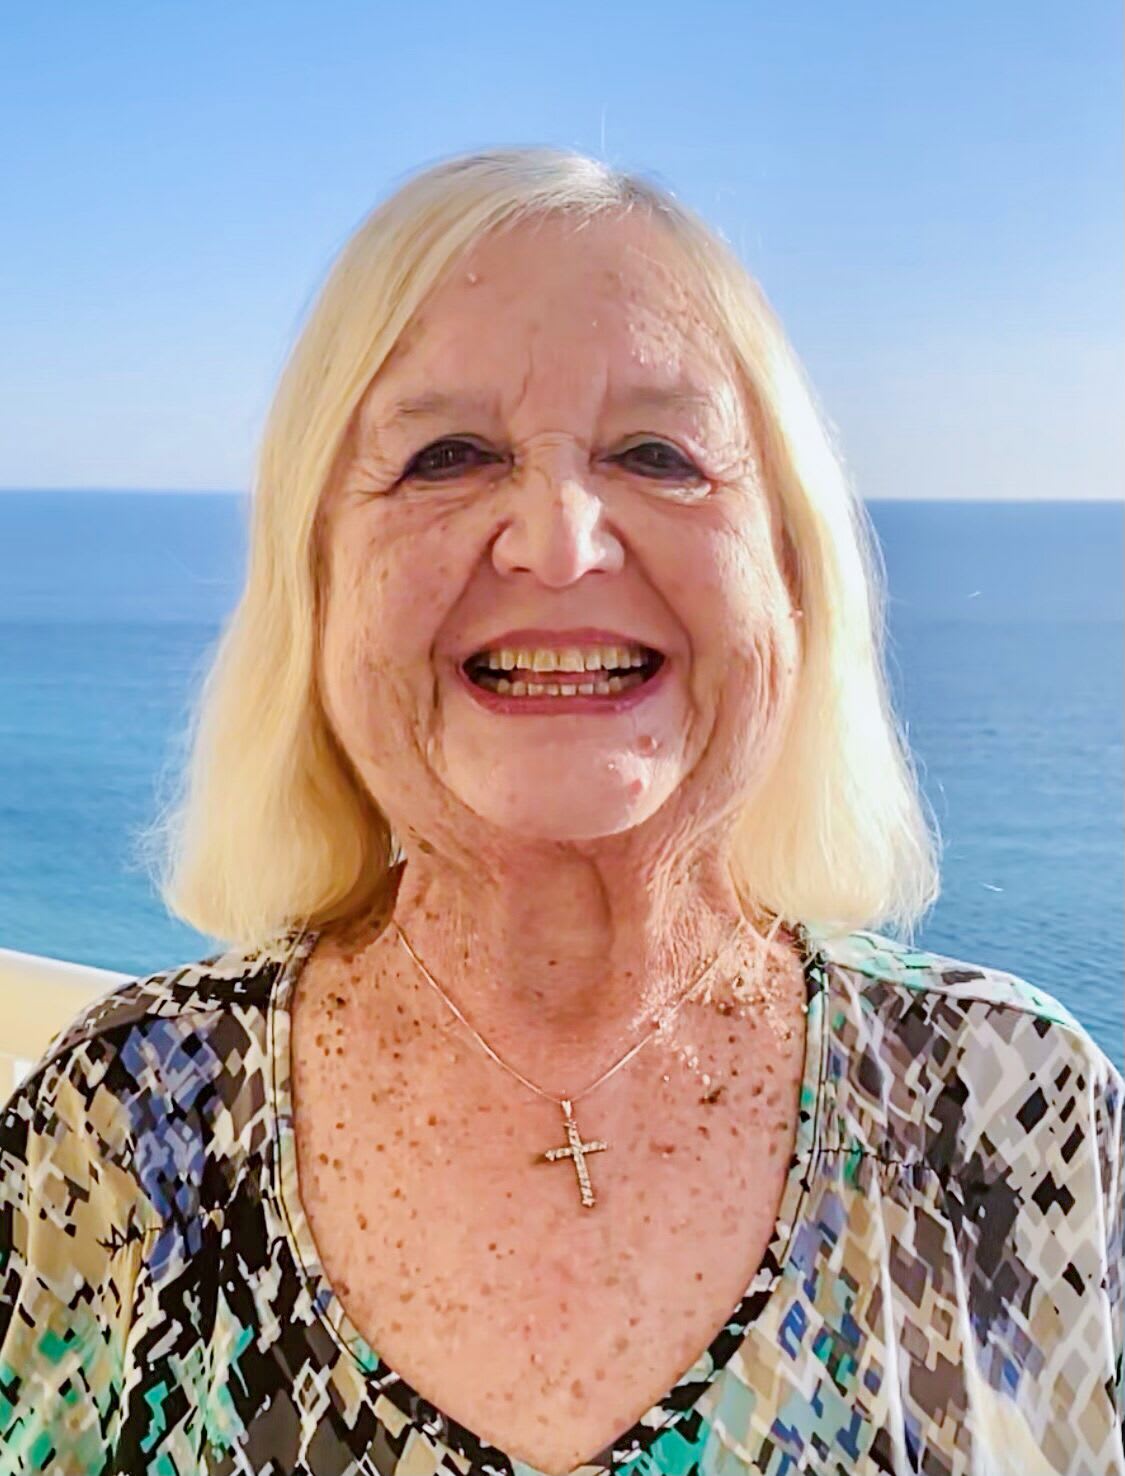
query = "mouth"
xmin=461 ymin=647 xmax=666 ymax=697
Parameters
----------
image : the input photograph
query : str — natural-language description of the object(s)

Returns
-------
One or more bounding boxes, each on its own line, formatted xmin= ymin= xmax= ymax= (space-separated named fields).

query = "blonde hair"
xmin=139 ymin=146 xmax=942 ymax=951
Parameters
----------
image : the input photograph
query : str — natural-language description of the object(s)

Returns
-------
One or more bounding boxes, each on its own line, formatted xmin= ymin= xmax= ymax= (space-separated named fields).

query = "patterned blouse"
xmin=0 ymin=922 xmax=1121 ymax=1476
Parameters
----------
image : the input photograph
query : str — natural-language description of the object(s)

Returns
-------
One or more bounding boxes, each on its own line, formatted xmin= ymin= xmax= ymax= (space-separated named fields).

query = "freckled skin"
xmin=291 ymin=959 xmax=806 ymax=1473
xmin=288 ymin=211 xmax=810 ymax=1476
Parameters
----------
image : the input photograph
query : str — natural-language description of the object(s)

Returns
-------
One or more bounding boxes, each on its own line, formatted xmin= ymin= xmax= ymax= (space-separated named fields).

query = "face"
xmin=316 ymin=212 xmax=801 ymax=860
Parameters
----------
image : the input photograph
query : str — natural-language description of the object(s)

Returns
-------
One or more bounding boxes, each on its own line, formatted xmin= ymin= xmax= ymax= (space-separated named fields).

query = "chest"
xmin=288 ymin=969 xmax=806 ymax=1475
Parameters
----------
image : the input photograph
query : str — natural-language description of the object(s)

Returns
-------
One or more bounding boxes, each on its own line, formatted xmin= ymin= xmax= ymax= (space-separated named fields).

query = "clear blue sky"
xmin=2 ymin=0 xmax=1120 ymax=499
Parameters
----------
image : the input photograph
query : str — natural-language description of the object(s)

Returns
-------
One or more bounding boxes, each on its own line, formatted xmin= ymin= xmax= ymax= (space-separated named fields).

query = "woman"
xmin=1 ymin=147 xmax=1120 ymax=1476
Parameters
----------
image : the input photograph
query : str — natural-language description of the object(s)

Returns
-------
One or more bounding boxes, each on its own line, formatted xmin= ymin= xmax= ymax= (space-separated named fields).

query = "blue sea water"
xmin=0 ymin=491 xmax=1121 ymax=1064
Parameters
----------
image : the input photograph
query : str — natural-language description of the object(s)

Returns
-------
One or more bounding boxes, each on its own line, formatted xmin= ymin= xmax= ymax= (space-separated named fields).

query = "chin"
xmin=469 ymin=794 xmax=659 ymax=842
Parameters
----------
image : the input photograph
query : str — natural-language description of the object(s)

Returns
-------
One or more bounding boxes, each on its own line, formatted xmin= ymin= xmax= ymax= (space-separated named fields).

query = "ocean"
xmin=1 ymin=491 xmax=1121 ymax=1065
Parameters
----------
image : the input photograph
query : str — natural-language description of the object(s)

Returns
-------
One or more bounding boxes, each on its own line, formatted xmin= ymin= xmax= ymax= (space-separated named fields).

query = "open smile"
xmin=456 ymin=651 xmax=669 ymax=715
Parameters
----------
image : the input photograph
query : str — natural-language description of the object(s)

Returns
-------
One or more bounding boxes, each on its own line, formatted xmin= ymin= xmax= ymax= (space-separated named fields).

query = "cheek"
xmin=730 ymin=606 xmax=801 ymax=746
xmin=320 ymin=540 xmax=452 ymax=740
xmin=677 ymin=532 xmax=794 ymax=707
xmin=673 ymin=524 xmax=782 ymax=641
xmin=320 ymin=554 xmax=397 ymax=733
xmin=334 ymin=508 xmax=462 ymax=622
xmin=321 ymin=607 xmax=379 ymax=746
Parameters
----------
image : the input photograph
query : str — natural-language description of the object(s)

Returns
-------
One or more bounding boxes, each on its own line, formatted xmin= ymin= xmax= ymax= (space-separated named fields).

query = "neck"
xmin=345 ymin=844 xmax=787 ymax=1085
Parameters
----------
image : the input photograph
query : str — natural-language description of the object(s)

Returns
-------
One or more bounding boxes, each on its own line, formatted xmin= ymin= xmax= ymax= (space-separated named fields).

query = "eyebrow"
xmin=376 ymin=384 xmax=716 ymax=432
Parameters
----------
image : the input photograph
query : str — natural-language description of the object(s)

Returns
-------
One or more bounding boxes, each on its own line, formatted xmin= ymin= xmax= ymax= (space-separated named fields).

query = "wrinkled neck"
xmin=350 ymin=850 xmax=792 ymax=1089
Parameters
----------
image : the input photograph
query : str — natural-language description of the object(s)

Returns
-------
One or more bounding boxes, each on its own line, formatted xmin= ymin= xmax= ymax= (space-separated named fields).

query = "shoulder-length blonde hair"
xmin=140 ymin=146 xmax=942 ymax=952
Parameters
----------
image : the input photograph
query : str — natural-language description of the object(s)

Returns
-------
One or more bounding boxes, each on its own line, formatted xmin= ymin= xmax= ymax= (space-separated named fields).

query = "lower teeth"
xmin=477 ymin=671 xmax=648 ymax=697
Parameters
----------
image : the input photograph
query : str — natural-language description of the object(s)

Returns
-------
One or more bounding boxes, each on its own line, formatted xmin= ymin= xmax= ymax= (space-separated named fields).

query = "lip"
xmin=454 ymin=652 xmax=672 ymax=715
xmin=455 ymin=627 xmax=665 ymax=661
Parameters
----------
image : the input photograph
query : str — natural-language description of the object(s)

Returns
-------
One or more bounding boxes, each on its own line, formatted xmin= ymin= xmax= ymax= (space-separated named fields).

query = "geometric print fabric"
xmin=0 ymin=922 xmax=1121 ymax=1475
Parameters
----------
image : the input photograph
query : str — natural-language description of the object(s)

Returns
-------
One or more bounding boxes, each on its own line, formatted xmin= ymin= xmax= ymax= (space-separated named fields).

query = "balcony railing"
xmin=0 ymin=948 xmax=131 ymax=1106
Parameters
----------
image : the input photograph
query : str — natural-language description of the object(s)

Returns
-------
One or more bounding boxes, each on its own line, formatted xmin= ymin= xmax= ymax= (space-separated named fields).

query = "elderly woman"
xmin=1 ymin=148 xmax=1121 ymax=1476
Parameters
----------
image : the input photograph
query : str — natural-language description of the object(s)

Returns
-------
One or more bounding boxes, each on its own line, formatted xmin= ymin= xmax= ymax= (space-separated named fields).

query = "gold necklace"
xmin=391 ymin=915 xmax=775 ymax=1209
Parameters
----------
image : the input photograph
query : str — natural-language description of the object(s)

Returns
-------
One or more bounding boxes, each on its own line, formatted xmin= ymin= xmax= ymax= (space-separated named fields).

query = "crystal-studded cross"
xmin=540 ymin=1099 xmax=609 ymax=1208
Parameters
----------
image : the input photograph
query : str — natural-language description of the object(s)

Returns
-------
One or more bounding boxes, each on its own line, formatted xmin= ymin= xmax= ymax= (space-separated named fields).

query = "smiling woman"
xmin=1 ymin=146 xmax=1121 ymax=1476
xmin=309 ymin=204 xmax=815 ymax=875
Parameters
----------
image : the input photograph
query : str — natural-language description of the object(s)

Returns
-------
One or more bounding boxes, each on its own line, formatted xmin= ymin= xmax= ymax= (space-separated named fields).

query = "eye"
xmin=401 ymin=436 xmax=703 ymax=485
xmin=403 ymin=438 xmax=497 ymax=482
xmin=618 ymin=441 xmax=701 ymax=479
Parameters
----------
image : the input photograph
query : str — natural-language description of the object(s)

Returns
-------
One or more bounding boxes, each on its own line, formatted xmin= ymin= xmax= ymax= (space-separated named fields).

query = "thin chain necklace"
xmin=391 ymin=913 xmax=777 ymax=1209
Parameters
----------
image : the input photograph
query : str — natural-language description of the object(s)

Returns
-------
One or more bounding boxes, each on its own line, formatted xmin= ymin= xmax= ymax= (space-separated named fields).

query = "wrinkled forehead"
xmin=359 ymin=212 xmax=743 ymax=423
xmin=433 ymin=210 xmax=717 ymax=327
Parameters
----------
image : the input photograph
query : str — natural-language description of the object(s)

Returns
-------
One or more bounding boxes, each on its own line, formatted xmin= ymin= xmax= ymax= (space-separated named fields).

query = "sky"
xmin=1 ymin=0 xmax=1121 ymax=500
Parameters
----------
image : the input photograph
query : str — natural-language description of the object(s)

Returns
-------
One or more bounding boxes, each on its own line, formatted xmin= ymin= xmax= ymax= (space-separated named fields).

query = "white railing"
xmin=0 ymin=948 xmax=131 ymax=1107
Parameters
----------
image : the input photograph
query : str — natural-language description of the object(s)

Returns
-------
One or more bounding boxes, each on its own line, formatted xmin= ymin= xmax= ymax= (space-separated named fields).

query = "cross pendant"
xmin=540 ymin=1099 xmax=609 ymax=1208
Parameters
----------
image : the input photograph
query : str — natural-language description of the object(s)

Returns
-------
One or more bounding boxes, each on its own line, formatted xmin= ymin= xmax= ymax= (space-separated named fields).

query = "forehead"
xmin=374 ymin=212 xmax=736 ymax=395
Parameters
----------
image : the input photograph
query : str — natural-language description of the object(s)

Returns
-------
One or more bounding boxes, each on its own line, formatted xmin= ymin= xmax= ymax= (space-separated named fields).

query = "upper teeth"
xmin=475 ymin=644 xmax=650 ymax=672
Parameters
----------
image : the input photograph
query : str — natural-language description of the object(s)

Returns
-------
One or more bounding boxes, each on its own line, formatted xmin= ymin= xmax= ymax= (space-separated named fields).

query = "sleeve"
xmin=0 ymin=1048 xmax=151 ymax=1476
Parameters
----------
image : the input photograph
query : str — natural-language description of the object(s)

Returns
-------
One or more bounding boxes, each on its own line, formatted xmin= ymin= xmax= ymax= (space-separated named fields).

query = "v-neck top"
xmin=1 ymin=921 xmax=1122 ymax=1475
xmin=268 ymin=923 xmax=828 ymax=1476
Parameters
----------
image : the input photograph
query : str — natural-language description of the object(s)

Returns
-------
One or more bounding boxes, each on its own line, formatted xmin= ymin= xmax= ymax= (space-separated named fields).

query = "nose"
xmin=490 ymin=444 xmax=625 ymax=587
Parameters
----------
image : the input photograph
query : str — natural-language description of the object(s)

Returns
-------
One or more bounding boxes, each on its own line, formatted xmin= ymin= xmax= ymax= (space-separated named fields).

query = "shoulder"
xmin=811 ymin=925 xmax=1123 ymax=1174
xmin=808 ymin=929 xmax=1125 ymax=1461
xmin=2 ymin=928 xmax=318 ymax=1257
xmin=1 ymin=930 xmax=314 ymax=1210
xmin=815 ymin=924 xmax=1119 ymax=1088
xmin=14 ymin=929 xmax=309 ymax=1097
